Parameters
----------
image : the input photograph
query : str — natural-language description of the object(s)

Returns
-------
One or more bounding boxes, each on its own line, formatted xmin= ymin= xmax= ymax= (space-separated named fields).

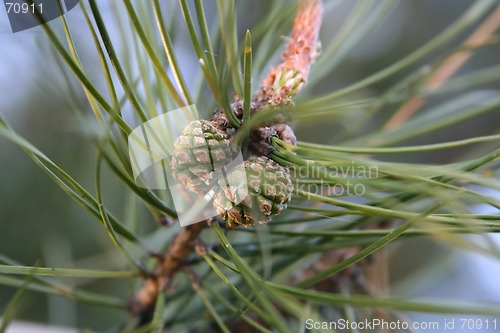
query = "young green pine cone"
xmin=171 ymin=120 xmax=233 ymax=193
xmin=214 ymin=156 xmax=293 ymax=227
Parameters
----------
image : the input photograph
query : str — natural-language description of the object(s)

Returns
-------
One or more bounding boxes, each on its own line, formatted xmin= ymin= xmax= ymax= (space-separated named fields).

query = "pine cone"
xmin=254 ymin=0 xmax=322 ymax=106
xmin=171 ymin=120 xmax=233 ymax=193
xmin=214 ymin=156 xmax=293 ymax=227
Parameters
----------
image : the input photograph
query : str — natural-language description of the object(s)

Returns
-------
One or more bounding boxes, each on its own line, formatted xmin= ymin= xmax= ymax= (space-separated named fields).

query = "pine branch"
xmin=129 ymin=220 xmax=208 ymax=325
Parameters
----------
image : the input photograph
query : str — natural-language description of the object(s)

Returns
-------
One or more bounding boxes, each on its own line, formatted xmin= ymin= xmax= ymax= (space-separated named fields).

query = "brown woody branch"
xmin=129 ymin=220 xmax=208 ymax=325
